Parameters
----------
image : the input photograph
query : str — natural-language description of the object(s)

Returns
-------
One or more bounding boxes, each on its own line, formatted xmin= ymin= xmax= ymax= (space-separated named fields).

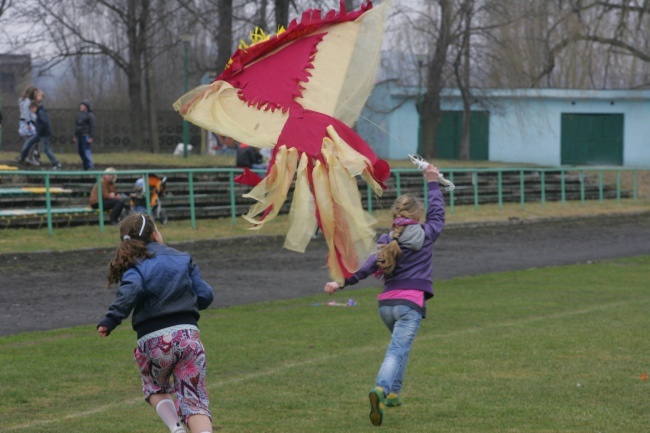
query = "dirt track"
xmin=1 ymin=213 xmax=649 ymax=336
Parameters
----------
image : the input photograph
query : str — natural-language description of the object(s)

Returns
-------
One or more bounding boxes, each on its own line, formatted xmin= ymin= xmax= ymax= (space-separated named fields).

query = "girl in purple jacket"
xmin=324 ymin=164 xmax=444 ymax=427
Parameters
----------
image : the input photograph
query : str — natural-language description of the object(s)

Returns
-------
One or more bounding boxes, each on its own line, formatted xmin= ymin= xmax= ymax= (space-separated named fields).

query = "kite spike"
xmin=408 ymin=154 xmax=456 ymax=192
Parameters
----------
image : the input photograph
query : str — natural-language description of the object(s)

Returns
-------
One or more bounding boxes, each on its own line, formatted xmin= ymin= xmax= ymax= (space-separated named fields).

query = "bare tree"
xmin=0 ymin=0 xmax=11 ymax=17
xmin=275 ymin=0 xmax=290 ymax=28
xmin=10 ymin=0 xmax=194 ymax=150
xmin=216 ymin=0 xmax=234 ymax=72
xmin=530 ymin=0 xmax=650 ymax=87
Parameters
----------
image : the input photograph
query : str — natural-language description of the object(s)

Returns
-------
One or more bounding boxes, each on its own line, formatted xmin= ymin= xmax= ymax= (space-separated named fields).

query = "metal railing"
xmin=0 ymin=166 xmax=646 ymax=235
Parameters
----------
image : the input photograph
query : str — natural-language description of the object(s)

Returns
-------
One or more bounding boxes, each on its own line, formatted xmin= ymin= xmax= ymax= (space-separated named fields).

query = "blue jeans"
xmin=19 ymin=134 xmax=39 ymax=161
xmin=375 ymin=305 xmax=422 ymax=395
xmin=21 ymin=135 xmax=59 ymax=166
xmin=77 ymin=135 xmax=94 ymax=170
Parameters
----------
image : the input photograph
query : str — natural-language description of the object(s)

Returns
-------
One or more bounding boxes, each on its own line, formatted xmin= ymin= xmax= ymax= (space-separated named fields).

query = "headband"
xmin=139 ymin=214 xmax=146 ymax=237
xmin=122 ymin=235 xmax=131 ymax=241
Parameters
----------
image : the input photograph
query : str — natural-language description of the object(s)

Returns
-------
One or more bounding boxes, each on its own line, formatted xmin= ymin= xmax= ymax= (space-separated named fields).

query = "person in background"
xmin=130 ymin=177 xmax=148 ymax=214
xmin=97 ymin=213 xmax=215 ymax=433
xmin=74 ymin=99 xmax=96 ymax=170
xmin=89 ymin=167 xmax=126 ymax=225
xmin=236 ymin=144 xmax=268 ymax=170
xmin=17 ymin=85 xmax=41 ymax=166
xmin=19 ymin=90 xmax=62 ymax=170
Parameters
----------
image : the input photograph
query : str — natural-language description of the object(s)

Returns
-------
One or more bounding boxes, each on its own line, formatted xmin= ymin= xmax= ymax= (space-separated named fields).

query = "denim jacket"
xmin=98 ymin=242 xmax=214 ymax=338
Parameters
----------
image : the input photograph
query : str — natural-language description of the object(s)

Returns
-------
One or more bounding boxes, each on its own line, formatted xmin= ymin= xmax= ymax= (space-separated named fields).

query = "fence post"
xmin=144 ymin=172 xmax=152 ymax=216
xmin=560 ymin=169 xmax=566 ymax=207
xmin=367 ymin=183 xmax=373 ymax=214
xmin=580 ymin=170 xmax=585 ymax=205
xmin=633 ymin=170 xmax=638 ymax=202
xmin=497 ymin=170 xmax=503 ymax=209
xmin=229 ymin=171 xmax=237 ymax=225
xmin=519 ymin=170 xmax=525 ymax=210
xmin=45 ymin=173 xmax=53 ymax=236
xmin=97 ymin=173 xmax=105 ymax=233
xmin=188 ymin=171 xmax=197 ymax=229
xmin=616 ymin=170 xmax=621 ymax=203
xmin=541 ymin=170 xmax=546 ymax=207
xmin=395 ymin=172 xmax=401 ymax=198
xmin=473 ymin=172 xmax=479 ymax=212
xmin=598 ymin=170 xmax=604 ymax=203
xmin=449 ymin=172 xmax=455 ymax=214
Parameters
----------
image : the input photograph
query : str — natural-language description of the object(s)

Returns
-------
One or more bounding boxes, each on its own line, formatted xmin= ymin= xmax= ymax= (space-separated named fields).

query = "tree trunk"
xmin=216 ymin=0 xmax=233 ymax=73
xmin=257 ymin=0 xmax=268 ymax=30
xmin=458 ymin=0 xmax=472 ymax=161
xmin=127 ymin=0 xmax=146 ymax=150
xmin=420 ymin=0 xmax=453 ymax=160
xmin=275 ymin=0 xmax=290 ymax=29
xmin=144 ymin=27 xmax=159 ymax=154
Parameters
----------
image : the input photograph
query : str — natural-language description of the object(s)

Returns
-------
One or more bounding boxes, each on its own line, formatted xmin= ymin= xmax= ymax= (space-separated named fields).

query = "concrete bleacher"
xmin=0 ymin=167 xmax=630 ymax=228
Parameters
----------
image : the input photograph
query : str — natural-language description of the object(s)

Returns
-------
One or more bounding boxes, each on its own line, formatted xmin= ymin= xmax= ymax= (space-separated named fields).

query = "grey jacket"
xmin=74 ymin=109 xmax=96 ymax=138
xmin=98 ymin=242 xmax=214 ymax=338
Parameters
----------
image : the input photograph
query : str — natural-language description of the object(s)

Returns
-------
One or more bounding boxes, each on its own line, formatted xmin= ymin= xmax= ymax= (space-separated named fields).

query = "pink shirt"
xmin=377 ymin=289 xmax=425 ymax=307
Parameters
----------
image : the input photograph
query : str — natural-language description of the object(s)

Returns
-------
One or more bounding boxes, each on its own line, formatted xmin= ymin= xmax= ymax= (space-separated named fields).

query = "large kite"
xmin=174 ymin=0 xmax=391 ymax=283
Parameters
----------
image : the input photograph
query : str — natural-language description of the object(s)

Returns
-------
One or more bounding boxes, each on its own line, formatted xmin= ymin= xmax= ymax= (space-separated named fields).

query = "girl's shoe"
xmin=368 ymin=386 xmax=385 ymax=426
xmin=385 ymin=393 xmax=403 ymax=407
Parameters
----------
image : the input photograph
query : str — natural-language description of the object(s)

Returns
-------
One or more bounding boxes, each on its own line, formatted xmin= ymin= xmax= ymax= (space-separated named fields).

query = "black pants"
xmin=92 ymin=199 xmax=125 ymax=223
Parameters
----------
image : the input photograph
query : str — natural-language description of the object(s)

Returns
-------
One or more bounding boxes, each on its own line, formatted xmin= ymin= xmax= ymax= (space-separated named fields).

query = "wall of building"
xmin=360 ymin=83 xmax=650 ymax=167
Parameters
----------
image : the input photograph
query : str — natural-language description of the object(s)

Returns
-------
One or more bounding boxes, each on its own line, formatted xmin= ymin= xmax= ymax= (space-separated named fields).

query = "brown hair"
xmin=107 ymin=213 xmax=157 ymax=286
xmin=21 ymin=85 xmax=38 ymax=100
xmin=376 ymin=194 xmax=424 ymax=275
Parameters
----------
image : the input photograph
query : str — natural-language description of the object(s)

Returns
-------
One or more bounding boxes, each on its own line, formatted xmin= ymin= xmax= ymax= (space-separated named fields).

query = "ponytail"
xmin=376 ymin=193 xmax=424 ymax=276
xmin=107 ymin=213 xmax=156 ymax=286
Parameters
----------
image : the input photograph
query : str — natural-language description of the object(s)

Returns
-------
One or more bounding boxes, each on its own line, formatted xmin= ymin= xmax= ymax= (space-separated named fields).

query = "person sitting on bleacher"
xmin=89 ymin=167 xmax=126 ymax=225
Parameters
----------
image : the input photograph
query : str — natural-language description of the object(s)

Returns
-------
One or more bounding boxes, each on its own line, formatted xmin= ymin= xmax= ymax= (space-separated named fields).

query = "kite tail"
xmin=241 ymin=127 xmax=382 ymax=283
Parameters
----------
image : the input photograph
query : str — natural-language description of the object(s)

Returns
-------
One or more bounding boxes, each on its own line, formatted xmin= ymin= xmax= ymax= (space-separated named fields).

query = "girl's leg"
xmin=375 ymin=305 xmax=422 ymax=394
xmin=187 ymin=414 xmax=213 ymax=433
xmin=173 ymin=332 xmax=212 ymax=432
xmin=150 ymin=394 xmax=185 ymax=433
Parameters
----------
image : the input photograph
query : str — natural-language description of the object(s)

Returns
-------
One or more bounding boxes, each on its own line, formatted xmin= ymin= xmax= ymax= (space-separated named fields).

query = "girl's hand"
xmin=324 ymin=281 xmax=341 ymax=295
xmin=424 ymin=164 xmax=440 ymax=183
xmin=97 ymin=326 xmax=110 ymax=338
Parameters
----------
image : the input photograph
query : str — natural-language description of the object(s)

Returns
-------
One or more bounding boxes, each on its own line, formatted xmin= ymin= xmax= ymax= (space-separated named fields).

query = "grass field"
xmin=1 ymin=255 xmax=649 ymax=432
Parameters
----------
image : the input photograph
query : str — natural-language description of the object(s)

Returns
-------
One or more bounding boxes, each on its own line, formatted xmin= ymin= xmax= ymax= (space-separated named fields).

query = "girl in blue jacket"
xmin=324 ymin=164 xmax=445 ymax=427
xmin=98 ymin=213 xmax=215 ymax=433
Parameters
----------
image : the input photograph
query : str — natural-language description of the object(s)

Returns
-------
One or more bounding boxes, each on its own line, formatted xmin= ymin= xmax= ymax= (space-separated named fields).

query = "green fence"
xmin=0 ymin=166 xmax=646 ymax=235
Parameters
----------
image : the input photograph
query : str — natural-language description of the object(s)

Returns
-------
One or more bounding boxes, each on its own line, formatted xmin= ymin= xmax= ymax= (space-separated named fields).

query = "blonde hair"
xmin=376 ymin=194 xmax=424 ymax=275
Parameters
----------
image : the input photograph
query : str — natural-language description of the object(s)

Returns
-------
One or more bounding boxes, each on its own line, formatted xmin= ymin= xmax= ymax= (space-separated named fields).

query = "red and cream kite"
xmin=174 ymin=0 xmax=391 ymax=283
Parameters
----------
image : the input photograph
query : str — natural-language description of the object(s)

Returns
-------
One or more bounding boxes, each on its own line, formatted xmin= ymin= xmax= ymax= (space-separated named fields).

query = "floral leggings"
xmin=135 ymin=326 xmax=211 ymax=423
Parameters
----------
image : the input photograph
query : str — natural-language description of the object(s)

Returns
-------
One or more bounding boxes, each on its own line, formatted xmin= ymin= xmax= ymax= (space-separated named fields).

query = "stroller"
xmin=129 ymin=174 xmax=169 ymax=225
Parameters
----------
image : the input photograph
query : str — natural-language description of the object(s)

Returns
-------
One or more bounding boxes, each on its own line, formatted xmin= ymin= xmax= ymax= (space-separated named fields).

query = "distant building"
xmin=0 ymin=54 xmax=32 ymax=106
xmin=358 ymin=80 xmax=650 ymax=167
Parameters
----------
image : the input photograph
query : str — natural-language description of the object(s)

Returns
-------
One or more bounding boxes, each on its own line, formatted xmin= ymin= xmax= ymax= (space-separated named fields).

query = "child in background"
xmin=74 ymin=99 xmax=96 ymax=170
xmin=324 ymin=164 xmax=445 ymax=427
xmin=17 ymin=86 xmax=40 ymax=166
xmin=130 ymin=177 xmax=147 ymax=214
xmin=97 ymin=213 xmax=215 ymax=433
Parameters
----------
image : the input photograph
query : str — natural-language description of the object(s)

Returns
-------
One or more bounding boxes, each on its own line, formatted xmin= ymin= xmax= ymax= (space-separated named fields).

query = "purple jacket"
xmin=344 ymin=182 xmax=445 ymax=300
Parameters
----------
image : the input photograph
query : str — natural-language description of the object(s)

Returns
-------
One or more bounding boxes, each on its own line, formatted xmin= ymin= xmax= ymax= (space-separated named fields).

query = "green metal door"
xmin=561 ymin=113 xmax=624 ymax=165
xmin=436 ymin=111 xmax=489 ymax=160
